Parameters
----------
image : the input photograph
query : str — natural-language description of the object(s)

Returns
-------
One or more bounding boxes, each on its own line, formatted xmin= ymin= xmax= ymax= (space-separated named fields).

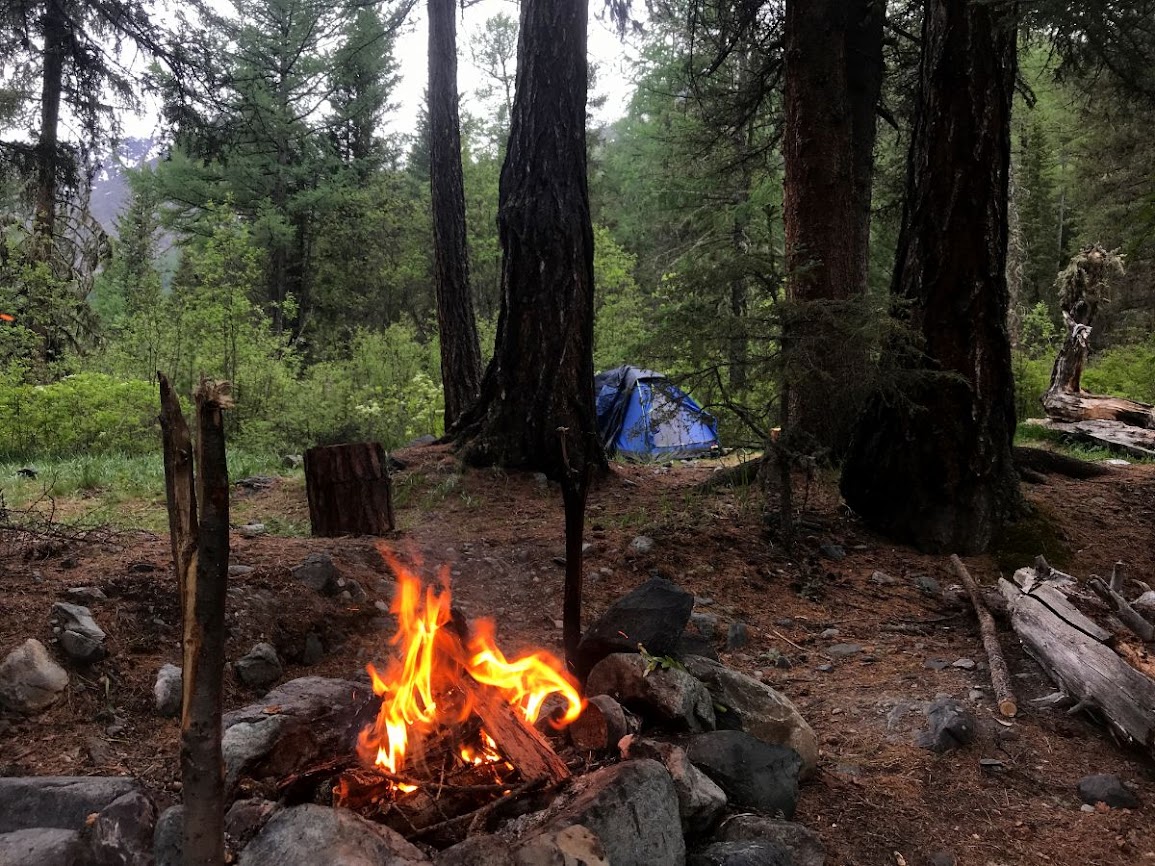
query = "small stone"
xmin=154 ymin=664 xmax=183 ymax=717
xmin=923 ymin=659 xmax=950 ymax=671
xmin=820 ymin=628 xmax=840 ymax=640
xmin=726 ymin=621 xmax=749 ymax=650
xmin=238 ymin=523 xmax=267 ymax=538
xmin=291 ymin=553 xmax=338 ymax=595
xmin=818 ymin=544 xmax=845 ymax=561
xmin=915 ymin=575 xmax=941 ymax=595
xmin=827 ymin=643 xmax=862 ymax=657
xmin=691 ymin=611 xmax=719 ymax=639
xmin=234 ymin=643 xmax=283 ymax=690
xmin=869 ymin=571 xmax=898 ymax=586
xmin=774 ymin=618 xmax=793 ymax=627
xmin=0 ymin=638 xmax=69 ymax=713
xmin=533 ymin=472 xmax=549 ymax=488
xmin=1080 ymin=803 xmax=1095 ymax=813
xmin=51 ymin=602 xmax=108 ymax=662
xmin=1077 ymin=774 xmax=1140 ymax=809
xmin=916 ymin=697 xmax=976 ymax=752
xmin=629 ymin=536 xmax=655 ymax=555
xmin=968 ymin=689 xmax=984 ymax=701
xmin=66 ymin=586 xmax=106 ymax=603
xmin=1133 ymin=591 xmax=1155 ymax=615
xmin=301 ymin=634 xmax=324 ymax=667
xmin=334 ymin=577 xmax=366 ymax=601
xmin=229 ymin=565 xmax=255 ymax=576
xmin=816 ymin=664 xmax=833 ymax=673
xmin=925 ymin=851 xmax=957 ymax=866
xmin=951 ymin=658 xmax=976 ymax=670
xmin=685 ymin=730 xmax=802 ymax=818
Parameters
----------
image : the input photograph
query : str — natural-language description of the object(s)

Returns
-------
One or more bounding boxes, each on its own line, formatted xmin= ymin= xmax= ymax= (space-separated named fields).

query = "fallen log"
xmin=1012 ymin=445 xmax=1113 ymax=480
xmin=1000 ymin=568 xmax=1155 ymax=756
xmin=1024 ymin=418 xmax=1155 ymax=460
xmin=950 ymin=556 xmax=1017 ymax=717
xmin=1042 ymin=389 xmax=1155 ymax=430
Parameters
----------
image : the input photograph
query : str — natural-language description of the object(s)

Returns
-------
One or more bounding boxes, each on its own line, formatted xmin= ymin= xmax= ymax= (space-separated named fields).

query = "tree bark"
xmin=181 ymin=379 xmax=233 ymax=866
xmin=782 ymin=0 xmax=883 ymax=456
xmin=304 ymin=443 xmax=395 ymax=536
xmin=452 ymin=0 xmax=605 ymax=486
xmin=159 ymin=374 xmax=198 ymax=598
xmin=840 ymin=0 xmax=1022 ymax=554
xmin=428 ymin=0 xmax=483 ymax=427
xmin=32 ymin=0 xmax=68 ymax=262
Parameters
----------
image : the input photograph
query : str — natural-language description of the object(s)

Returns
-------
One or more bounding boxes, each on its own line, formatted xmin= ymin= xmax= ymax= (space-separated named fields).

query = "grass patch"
xmin=1 ymin=450 xmax=298 ymax=531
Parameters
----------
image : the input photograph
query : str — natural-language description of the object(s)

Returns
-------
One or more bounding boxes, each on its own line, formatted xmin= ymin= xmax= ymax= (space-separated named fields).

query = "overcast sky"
xmin=122 ymin=0 xmax=641 ymax=142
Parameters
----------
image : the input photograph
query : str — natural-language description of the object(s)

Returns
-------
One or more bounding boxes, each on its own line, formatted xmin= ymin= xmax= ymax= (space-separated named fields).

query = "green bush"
xmin=1082 ymin=341 xmax=1155 ymax=404
xmin=0 ymin=372 xmax=158 ymax=460
xmin=1012 ymin=353 xmax=1052 ymax=420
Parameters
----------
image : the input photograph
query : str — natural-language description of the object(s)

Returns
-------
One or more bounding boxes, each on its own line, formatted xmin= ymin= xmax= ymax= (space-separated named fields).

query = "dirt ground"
xmin=1 ymin=443 xmax=1153 ymax=865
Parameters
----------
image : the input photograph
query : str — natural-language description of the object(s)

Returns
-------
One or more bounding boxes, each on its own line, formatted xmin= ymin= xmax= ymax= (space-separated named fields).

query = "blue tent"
xmin=594 ymin=366 xmax=720 ymax=461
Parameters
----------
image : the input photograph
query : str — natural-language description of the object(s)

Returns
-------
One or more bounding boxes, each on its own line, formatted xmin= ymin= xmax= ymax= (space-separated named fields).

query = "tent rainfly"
xmin=594 ymin=366 xmax=719 ymax=461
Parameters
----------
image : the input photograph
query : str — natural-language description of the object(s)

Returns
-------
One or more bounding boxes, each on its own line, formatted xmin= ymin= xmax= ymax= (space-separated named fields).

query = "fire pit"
xmin=279 ymin=547 xmax=584 ymax=846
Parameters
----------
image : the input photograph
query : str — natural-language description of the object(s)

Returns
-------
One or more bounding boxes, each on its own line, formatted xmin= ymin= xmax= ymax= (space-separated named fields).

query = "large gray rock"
xmin=0 ymin=776 xmax=140 ymax=834
xmin=154 ymin=664 xmax=182 ymax=717
xmin=685 ymin=731 xmax=802 ymax=819
xmin=688 ymin=840 xmax=790 ymax=866
xmin=51 ymin=602 xmax=108 ymax=662
xmin=291 ymin=553 xmax=339 ymax=594
xmin=222 ymin=677 xmax=374 ymax=790
xmin=682 ymin=655 xmax=818 ymax=778
xmin=238 ymin=804 xmax=428 ymax=865
xmin=715 ymin=816 xmax=825 ymax=866
xmin=226 ymin=799 xmax=280 ymax=849
xmin=152 ymin=806 xmax=181 ymax=866
xmin=619 ymin=736 xmax=726 ymax=835
xmin=234 ymin=643 xmax=283 ymax=690
xmin=537 ymin=759 xmax=685 ymax=866
xmin=89 ymin=790 xmax=157 ymax=866
xmin=0 ymin=639 xmax=69 ymax=713
xmin=576 ymin=577 xmax=694 ymax=676
xmin=1077 ymin=774 xmax=1140 ymax=809
xmin=915 ymin=698 xmax=975 ymax=753
xmin=0 ymin=828 xmax=86 ymax=866
xmin=586 ymin=653 xmax=715 ymax=732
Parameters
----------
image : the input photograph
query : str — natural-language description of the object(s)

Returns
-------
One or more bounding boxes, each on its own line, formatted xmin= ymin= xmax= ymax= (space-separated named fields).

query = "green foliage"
xmin=0 ymin=373 xmax=158 ymax=460
xmin=1012 ymin=352 xmax=1052 ymax=420
xmin=1082 ymin=340 xmax=1155 ymax=404
xmin=1018 ymin=301 xmax=1059 ymax=359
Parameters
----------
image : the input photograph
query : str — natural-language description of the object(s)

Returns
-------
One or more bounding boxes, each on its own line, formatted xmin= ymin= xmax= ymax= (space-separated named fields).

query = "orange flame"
xmin=356 ymin=545 xmax=584 ymax=777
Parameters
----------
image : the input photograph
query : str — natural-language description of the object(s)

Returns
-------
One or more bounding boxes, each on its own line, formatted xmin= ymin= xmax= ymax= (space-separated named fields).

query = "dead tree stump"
xmin=304 ymin=443 xmax=395 ymax=537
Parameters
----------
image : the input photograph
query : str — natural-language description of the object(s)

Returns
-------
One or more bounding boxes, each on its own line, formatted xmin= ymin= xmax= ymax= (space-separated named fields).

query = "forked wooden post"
xmin=159 ymin=375 xmax=233 ymax=866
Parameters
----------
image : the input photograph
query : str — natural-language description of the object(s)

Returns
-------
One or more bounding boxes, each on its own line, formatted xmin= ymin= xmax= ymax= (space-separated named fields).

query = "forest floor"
xmin=1 ymin=442 xmax=1153 ymax=865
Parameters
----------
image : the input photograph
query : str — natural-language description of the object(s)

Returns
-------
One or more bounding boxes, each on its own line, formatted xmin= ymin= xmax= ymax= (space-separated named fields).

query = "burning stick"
xmin=462 ymin=675 xmax=571 ymax=784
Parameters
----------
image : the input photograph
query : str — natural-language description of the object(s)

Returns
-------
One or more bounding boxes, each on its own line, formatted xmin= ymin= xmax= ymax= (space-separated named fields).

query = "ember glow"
xmin=356 ymin=545 xmax=584 ymax=777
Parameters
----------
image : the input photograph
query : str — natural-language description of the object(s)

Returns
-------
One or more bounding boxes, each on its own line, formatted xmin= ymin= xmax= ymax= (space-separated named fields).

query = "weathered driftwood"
xmin=304 ymin=442 xmax=395 ymax=536
xmin=1042 ymin=389 xmax=1155 ymax=430
xmin=1025 ymin=418 xmax=1155 ymax=460
xmin=1047 ymin=315 xmax=1091 ymax=394
xmin=950 ymin=556 xmax=1017 ymax=717
xmin=1000 ymin=568 xmax=1155 ymax=755
xmin=1088 ymin=576 xmax=1155 ymax=642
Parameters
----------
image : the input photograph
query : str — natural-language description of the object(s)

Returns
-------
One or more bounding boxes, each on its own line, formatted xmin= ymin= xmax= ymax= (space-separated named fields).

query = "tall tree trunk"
xmin=429 ymin=0 xmax=482 ymax=428
xmin=33 ymin=0 xmax=67 ymax=263
xmin=782 ymin=0 xmax=883 ymax=456
xmin=453 ymin=0 xmax=605 ymax=485
xmin=840 ymin=0 xmax=1022 ymax=554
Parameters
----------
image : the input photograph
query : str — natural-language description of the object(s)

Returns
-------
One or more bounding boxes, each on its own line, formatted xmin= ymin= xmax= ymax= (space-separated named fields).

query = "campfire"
xmin=319 ymin=546 xmax=585 ymax=842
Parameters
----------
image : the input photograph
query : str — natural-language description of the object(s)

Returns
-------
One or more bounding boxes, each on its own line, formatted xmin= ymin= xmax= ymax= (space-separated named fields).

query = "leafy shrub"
xmin=1082 ymin=341 xmax=1155 ymax=404
xmin=1012 ymin=353 xmax=1052 ymax=420
xmin=0 ymin=373 xmax=158 ymax=459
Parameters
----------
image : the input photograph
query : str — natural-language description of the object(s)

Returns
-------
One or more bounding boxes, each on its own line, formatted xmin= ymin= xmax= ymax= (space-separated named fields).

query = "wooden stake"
xmin=950 ymin=555 xmax=1018 ymax=717
xmin=182 ymin=378 xmax=233 ymax=866
xmin=462 ymin=677 xmax=570 ymax=784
